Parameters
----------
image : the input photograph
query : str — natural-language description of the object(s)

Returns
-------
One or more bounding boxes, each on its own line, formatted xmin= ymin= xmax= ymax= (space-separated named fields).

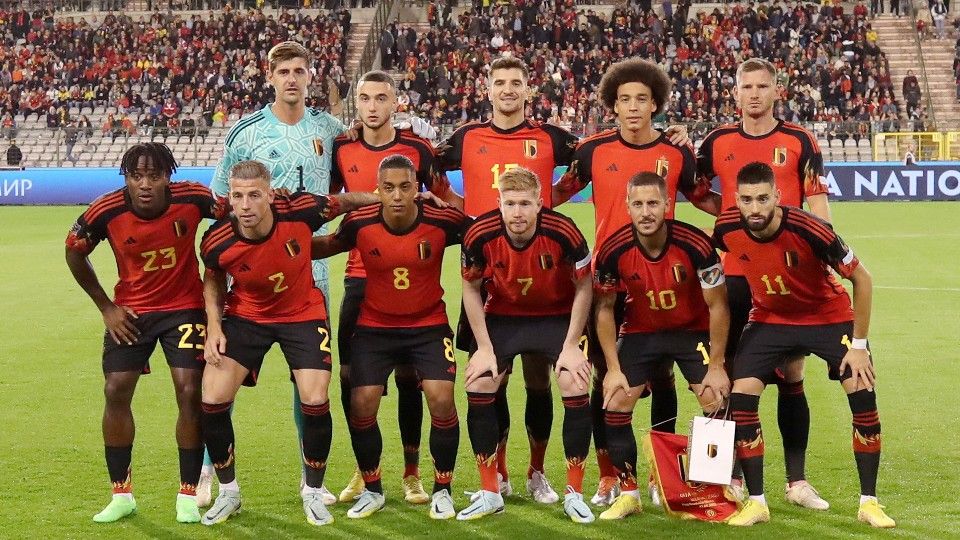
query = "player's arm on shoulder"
xmin=553 ymin=151 xmax=588 ymax=206
xmin=326 ymin=191 xmax=379 ymax=216
xmin=310 ymin=233 xmax=348 ymax=259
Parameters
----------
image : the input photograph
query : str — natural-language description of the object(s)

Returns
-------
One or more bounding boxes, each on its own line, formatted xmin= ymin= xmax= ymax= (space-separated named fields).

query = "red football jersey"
xmin=334 ymin=201 xmax=467 ymax=328
xmin=572 ymin=129 xmax=701 ymax=248
xmin=439 ymin=119 xmax=577 ymax=216
xmin=698 ymin=120 xmax=827 ymax=276
xmin=594 ymin=220 xmax=725 ymax=335
xmin=713 ymin=206 xmax=858 ymax=325
xmin=462 ymin=207 xmax=592 ymax=317
xmin=330 ymin=129 xmax=441 ymax=279
xmin=66 ymin=181 xmax=221 ymax=313
xmin=200 ymin=193 xmax=333 ymax=324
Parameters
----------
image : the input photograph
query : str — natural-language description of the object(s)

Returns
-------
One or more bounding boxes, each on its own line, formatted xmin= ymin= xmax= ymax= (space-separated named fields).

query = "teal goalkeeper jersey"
xmin=211 ymin=105 xmax=347 ymax=196
xmin=212 ymin=105 xmax=347 ymax=296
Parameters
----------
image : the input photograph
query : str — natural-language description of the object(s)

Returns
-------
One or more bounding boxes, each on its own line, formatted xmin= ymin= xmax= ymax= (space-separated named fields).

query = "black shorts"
xmin=102 ymin=309 xmax=206 ymax=374
xmin=350 ymin=324 xmax=456 ymax=387
xmin=724 ymin=275 xmax=752 ymax=362
xmin=732 ymin=321 xmax=870 ymax=383
xmin=222 ymin=316 xmax=333 ymax=386
xmin=617 ymin=331 xmax=711 ymax=388
xmin=338 ymin=276 xmax=366 ymax=366
xmin=469 ymin=314 xmax=575 ymax=374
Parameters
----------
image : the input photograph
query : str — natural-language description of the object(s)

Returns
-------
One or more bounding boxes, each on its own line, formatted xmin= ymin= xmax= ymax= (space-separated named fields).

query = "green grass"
xmin=1 ymin=202 xmax=958 ymax=539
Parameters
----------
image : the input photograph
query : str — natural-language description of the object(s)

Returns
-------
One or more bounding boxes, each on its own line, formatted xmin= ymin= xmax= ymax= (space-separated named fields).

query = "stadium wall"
xmin=2 ymin=163 xmax=960 ymax=205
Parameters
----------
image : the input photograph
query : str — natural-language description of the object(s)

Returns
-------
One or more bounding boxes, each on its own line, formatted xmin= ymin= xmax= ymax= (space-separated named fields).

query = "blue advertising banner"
xmin=1 ymin=162 xmax=958 ymax=205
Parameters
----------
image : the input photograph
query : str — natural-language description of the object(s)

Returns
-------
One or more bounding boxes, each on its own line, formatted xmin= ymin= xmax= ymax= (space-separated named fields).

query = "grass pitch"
xmin=0 ymin=202 xmax=958 ymax=539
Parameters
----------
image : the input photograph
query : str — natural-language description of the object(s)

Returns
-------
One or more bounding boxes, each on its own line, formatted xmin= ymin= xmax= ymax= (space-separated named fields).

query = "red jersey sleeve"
xmin=461 ymin=211 xmax=499 ymax=281
xmin=65 ymin=189 xmax=124 ymax=255
xmin=593 ymin=225 xmax=632 ymax=294
xmin=542 ymin=123 xmax=578 ymax=167
xmin=329 ymin=136 xmax=348 ymax=194
xmin=676 ymin=143 xmax=710 ymax=203
xmin=797 ymin=129 xmax=828 ymax=199
xmin=199 ymin=219 xmax=233 ymax=271
xmin=542 ymin=209 xmax=591 ymax=279
xmin=788 ymin=211 xmax=859 ymax=279
xmin=437 ymin=121 xmax=471 ymax=172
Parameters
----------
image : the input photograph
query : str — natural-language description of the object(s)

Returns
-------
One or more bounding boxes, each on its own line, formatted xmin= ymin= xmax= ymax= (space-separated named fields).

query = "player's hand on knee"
xmin=602 ymin=370 xmax=631 ymax=409
xmin=465 ymin=347 xmax=498 ymax=387
xmin=102 ymin=303 xmax=139 ymax=345
xmin=840 ymin=349 xmax=875 ymax=391
xmin=665 ymin=124 xmax=691 ymax=146
xmin=204 ymin=326 xmax=228 ymax=367
xmin=555 ymin=345 xmax=591 ymax=391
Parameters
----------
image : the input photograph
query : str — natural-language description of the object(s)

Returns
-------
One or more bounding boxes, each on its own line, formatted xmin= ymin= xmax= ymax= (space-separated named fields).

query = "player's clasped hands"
xmin=101 ymin=303 xmax=140 ymax=345
xmin=203 ymin=324 xmax=231 ymax=368
xmin=601 ymin=369 xmax=632 ymax=409
xmin=465 ymin=347 xmax=500 ymax=387
xmin=698 ymin=367 xmax=731 ymax=405
xmin=840 ymin=348 xmax=876 ymax=391
xmin=555 ymin=344 xmax=591 ymax=391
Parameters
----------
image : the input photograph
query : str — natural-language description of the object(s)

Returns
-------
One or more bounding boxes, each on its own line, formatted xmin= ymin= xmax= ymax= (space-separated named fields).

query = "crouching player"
xmin=198 ymin=160 xmax=377 ymax=526
xmin=594 ymin=172 xmax=731 ymax=520
xmin=311 ymin=154 xmax=468 ymax=520
xmin=457 ymin=167 xmax=595 ymax=523
xmin=714 ymin=163 xmax=894 ymax=528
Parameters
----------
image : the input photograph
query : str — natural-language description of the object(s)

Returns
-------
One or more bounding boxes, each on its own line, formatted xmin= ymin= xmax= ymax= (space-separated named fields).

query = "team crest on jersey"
xmin=418 ymin=240 xmax=432 ymax=260
xmin=524 ymin=139 xmax=538 ymax=159
xmin=773 ymin=147 xmax=788 ymax=166
xmin=539 ymin=253 xmax=554 ymax=270
xmin=284 ymin=238 xmax=301 ymax=258
xmin=313 ymin=139 xmax=324 ymax=156
xmin=672 ymin=264 xmax=687 ymax=283
xmin=172 ymin=219 xmax=187 ymax=238
xmin=784 ymin=250 xmax=799 ymax=268
xmin=656 ymin=157 xmax=670 ymax=178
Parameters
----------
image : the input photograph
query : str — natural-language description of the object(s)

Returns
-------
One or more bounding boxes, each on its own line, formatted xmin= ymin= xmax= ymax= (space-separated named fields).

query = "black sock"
xmin=178 ymin=447 xmax=204 ymax=493
xmin=730 ymin=393 xmax=764 ymax=496
xmin=525 ymin=387 xmax=552 ymax=474
xmin=494 ymin=384 xmax=510 ymax=451
xmin=848 ymin=389 xmax=882 ymax=497
xmin=396 ymin=376 xmax=423 ymax=475
xmin=649 ymin=370 xmax=678 ymax=433
xmin=429 ymin=412 xmax=459 ymax=493
xmin=105 ymin=445 xmax=133 ymax=492
xmin=339 ymin=378 xmax=352 ymax=423
xmin=777 ymin=380 xmax=810 ymax=483
xmin=301 ymin=401 xmax=332 ymax=489
xmin=561 ymin=395 xmax=591 ymax=492
xmin=348 ymin=413 xmax=383 ymax=494
xmin=604 ymin=410 xmax=638 ymax=491
xmin=590 ymin=382 xmax=608 ymax=452
xmin=467 ymin=392 xmax=499 ymax=491
xmin=200 ymin=401 xmax=236 ymax=484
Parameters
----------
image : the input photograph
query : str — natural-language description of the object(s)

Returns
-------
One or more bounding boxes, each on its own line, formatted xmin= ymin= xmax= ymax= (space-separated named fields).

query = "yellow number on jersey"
xmin=393 ymin=267 xmax=411 ymax=290
xmin=141 ymin=247 xmax=177 ymax=272
xmin=177 ymin=323 xmax=206 ymax=350
xmin=517 ymin=277 xmax=534 ymax=296
xmin=490 ymin=163 xmax=519 ymax=189
xmin=761 ymin=274 xmax=790 ymax=295
xmin=645 ymin=289 xmax=677 ymax=310
xmin=268 ymin=272 xmax=288 ymax=293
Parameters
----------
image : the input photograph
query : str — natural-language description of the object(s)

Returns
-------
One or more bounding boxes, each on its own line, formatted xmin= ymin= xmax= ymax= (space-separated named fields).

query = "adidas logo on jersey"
xmin=739 ymin=254 xmax=751 ymax=262
xmin=628 ymin=272 xmax=642 ymax=280
xmin=478 ymin=146 xmax=488 ymax=155
xmin=724 ymin=153 xmax=735 ymax=161
xmin=238 ymin=263 xmax=251 ymax=272
xmin=607 ymin=163 xmax=619 ymax=172
xmin=269 ymin=149 xmax=281 ymax=159
xmin=349 ymin=165 xmax=359 ymax=173
xmin=124 ymin=237 xmax=137 ymax=245
xmin=369 ymin=248 xmax=382 ymax=257
xmin=493 ymin=261 xmax=506 ymax=269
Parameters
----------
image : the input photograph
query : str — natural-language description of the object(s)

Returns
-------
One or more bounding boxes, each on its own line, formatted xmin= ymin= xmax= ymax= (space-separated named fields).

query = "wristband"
xmin=851 ymin=338 xmax=868 ymax=350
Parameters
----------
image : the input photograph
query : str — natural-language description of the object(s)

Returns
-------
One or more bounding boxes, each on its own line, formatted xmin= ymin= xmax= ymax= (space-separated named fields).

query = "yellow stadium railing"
xmin=873 ymin=132 xmax=944 ymax=162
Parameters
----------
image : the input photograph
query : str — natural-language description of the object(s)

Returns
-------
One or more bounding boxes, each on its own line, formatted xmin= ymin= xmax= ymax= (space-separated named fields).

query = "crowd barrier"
xmin=2 ymin=163 xmax=959 ymax=205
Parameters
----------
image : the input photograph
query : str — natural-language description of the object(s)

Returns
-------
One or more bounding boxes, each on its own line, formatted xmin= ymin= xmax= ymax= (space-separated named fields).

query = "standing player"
xmin=329 ymin=70 xmax=455 ymax=505
xmin=437 ymin=56 xmax=580 ymax=503
xmin=593 ymin=172 xmax=730 ymax=520
xmin=312 ymin=155 xmax=467 ymax=520
xmin=714 ymin=163 xmax=894 ymax=528
xmin=554 ymin=57 xmax=717 ymax=506
xmin=65 ymin=143 xmax=223 ymax=523
xmin=205 ymin=41 xmax=435 ymax=504
xmin=697 ymin=58 xmax=831 ymax=508
xmin=457 ymin=167 xmax=595 ymax=523
xmin=198 ymin=160 xmax=377 ymax=526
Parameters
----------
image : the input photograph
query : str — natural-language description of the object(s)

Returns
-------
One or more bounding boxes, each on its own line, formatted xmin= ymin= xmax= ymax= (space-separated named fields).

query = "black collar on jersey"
xmin=737 ymin=119 xmax=783 ymax=140
xmin=502 ymin=211 xmax=542 ymax=252
xmin=124 ymin=185 xmax=172 ymax=220
xmin=358 ymin=126 xmax=401 ymax=151
xmin=632 ymin=219 xmax=672 ymax=262
xmin=741 ymin=206 xmax=789 ymax=244
xmin=489 ymin=118 xmax=532 ymax=135
xmin=616 ymin=129 xmax=665 ymax=151
xmin=379 ymin=198 xmax=423 ymax=236
xmin=231 ymin=205 xmax=279 ymax=244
